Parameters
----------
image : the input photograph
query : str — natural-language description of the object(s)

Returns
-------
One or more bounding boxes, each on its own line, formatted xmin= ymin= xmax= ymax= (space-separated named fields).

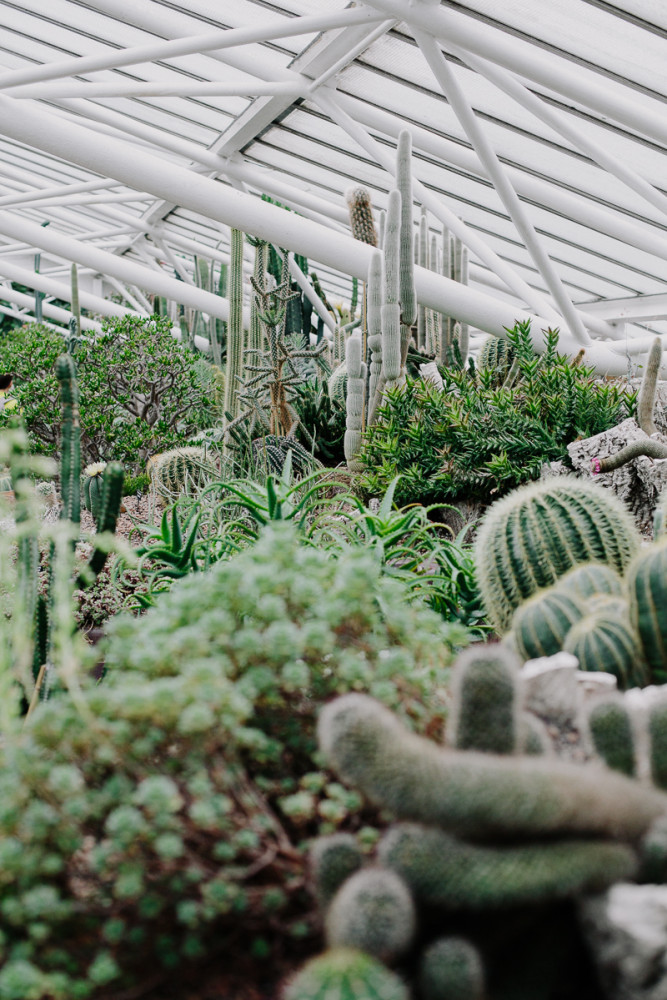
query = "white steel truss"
xmin=0 ymin=0 xmax=664 ymax=376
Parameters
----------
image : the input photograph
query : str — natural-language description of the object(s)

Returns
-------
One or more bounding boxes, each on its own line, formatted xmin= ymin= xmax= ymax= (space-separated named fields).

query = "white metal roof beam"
xmin=315 ymin=88 xmax=563 ymax=327
xmin=446 ymin=38 xmax=667 ymax=226
xmin=365 ymin=0 xmax=667 ymax=148
xmin=0 ymin=89 xmax=646 ymax=374
xmin=414 ymin=29 xmax=590 ymax=346
xmin=0 ymin=7 xmax=384 ymax=91
xmin=0 ymin=177 xmax=120 ymax=208
xmin=337 ymin=95 xmax=667 ymax=265
xmin=577 ymin=293 xmax=667 ymax=322
xmin=11 ymin=81 xmax=306 ymax=101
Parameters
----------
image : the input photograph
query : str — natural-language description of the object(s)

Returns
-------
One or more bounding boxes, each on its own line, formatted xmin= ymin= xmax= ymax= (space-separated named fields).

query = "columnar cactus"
xmin=381 ymin=189 xmax=402 ymax=389
xmin=283 ymin=948 xmax=408 ymax=1000
xmin=417 ymin=207 xmax=428 ymax=351
xmin=223 ymin=227 xmax=245 ymax=424
xmin=474 ymin=477 xmax=641 ymax=632
xmin=346 ymin=186 xmax=378 ymax=247
xmin=446 ymin=645 xmax=520 ymax=755
xmin=512 ymin=589 xmax=584 ymax=661
xmin=637 ymin=336 xmax=662 ymax=437
xmin=82 ymin=461 xmax=107 ymax=525
xmin=587 ymin=698 xmax=637 ymax=777
xmin=325 ymin=868 xmax=416 ymax=962
xmin=248 ymin=239 xmax=268 ymax=357
xmin=344 ymin=333 xmax=366 ymax=472
xmin=79 ymin=460 xmax=125 ymax=584
xmin=439 ymin=228 xmax=469 ymax=366
xmin=366 ymin=251 xmax=383 ymax=426
xmin=377 ymin=823 xmax=636 ymax=910
xmin=396 ymin=130 xmax=417 ymax=367
xmin=419 ymin=938 xmax=485 ymax=1000
xmin=627 ymin=538 xmax=667 ymax=684
xmin=318 ymin=694 xmax=667 ymax=841
xmin=649 ymin=701 xmax=667 ymax=789
xmin=56 ymin=354 xmax=81 ymax=528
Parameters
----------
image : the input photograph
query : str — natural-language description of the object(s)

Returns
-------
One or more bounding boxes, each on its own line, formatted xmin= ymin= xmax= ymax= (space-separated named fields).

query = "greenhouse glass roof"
xmin=0 ymin=0 xmax=666 ymax=371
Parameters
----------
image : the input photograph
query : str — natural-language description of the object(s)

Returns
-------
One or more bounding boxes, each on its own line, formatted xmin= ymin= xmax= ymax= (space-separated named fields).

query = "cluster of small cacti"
xmin=147 ymin=445 xmax=216 ymax=495
xmin=287 ymin=643 xmax=667 ymax=1000
xmin=476 ymin=474 xmax=667 ymax=687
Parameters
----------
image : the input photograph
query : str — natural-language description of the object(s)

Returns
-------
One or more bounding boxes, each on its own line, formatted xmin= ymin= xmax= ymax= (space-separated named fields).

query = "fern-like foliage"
xmin=360 ymin=322 xmax=636 ymax=506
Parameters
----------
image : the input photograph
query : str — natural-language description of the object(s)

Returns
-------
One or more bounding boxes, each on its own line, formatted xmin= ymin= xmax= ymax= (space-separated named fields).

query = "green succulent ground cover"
xmin=0 ymin=524 xmax=466 ymax=1000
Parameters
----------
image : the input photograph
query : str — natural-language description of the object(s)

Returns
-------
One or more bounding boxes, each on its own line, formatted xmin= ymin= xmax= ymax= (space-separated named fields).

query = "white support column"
xmin=0 ymin=7 xmax=384 ymax=90
xmin=364 ymin=0 xmax=667 ymax=149
xmin=446 ymin=42 xmax=667 ymax=227
xmin=414 ymin=31 xmax=590 ymax=346
xmin=314 ymin=88 xmax=563 ymax=327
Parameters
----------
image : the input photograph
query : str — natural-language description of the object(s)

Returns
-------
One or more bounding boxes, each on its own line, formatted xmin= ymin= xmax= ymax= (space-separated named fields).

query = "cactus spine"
xmin=447 ymin=645 xmax=519 ymax=755
xmin=587 ymin=698 xmax=636 ymax=777
xmin=377 ymin=823 xmax=636 ymax=910
xmin=283 ymin=948 xmax=409 ymax=1000
xmin=344 ymin=333 xmax=366 ymax=472
xmin=56 ymin=354 xmax=81 ymax=528
xmin=627 ymin=538 xmax=667 ymax=683
xmin=223 ymin=228 xmax=245 ymax=426
xmin=512 ymin=589 xmax=584 ymax=661
xmin=318 ymin=693 xmax=667 ymax=841
xmin=474 ymin=477 xmax=641 ymax=633
xmin=419 ymin=938 xmax=485 ymax=1000
xmin=325 ymin=868 xmax=416 ymax=962
xmin=637 ymin=336 xmax=662 ymax=437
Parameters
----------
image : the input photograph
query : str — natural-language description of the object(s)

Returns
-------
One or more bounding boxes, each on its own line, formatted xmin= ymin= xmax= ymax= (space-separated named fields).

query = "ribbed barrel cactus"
xmin=627 ymin=538 xmax=667 ymax=684
xmin=474 ymin=477 xmax=640 ymax=632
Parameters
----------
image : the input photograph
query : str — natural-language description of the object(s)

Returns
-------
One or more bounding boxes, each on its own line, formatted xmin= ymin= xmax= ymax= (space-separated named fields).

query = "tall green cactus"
xmin=627 ymin=538 xmax=667 ymax=684
xmin=82 ymin=462 xmax=107 ymax=524
xmin=447 ymin=645 xmax=519 ymax=755
xmin=318 ymin=693 xmax=667 ymax=841
xmin=284 ymin=949 xmax=409 ymax=1000
xmin=474 ymin=477 xmax=641 ymax=633
xmin=223 ymin=228 xmax=245 ymax=426
xmin=417 ymin=207 xmax=428 ymax=351
xmin=56 ymin=354 xmax=81 ymax=529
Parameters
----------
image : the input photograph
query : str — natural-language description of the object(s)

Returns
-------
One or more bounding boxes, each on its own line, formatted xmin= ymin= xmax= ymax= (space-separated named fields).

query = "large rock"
xmin=580 ymin=884 xmax=667 ymax=1000
xmin=567 ymin=418 xmax=667 ymax=534
xmin=522 ymin=651 xmax=582 ymax=727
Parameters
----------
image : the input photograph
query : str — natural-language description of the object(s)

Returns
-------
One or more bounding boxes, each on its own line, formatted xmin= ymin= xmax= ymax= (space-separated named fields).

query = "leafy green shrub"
xmin=0 ymin=318 xmax=214 ymax=474
xmin=0 ymin=524 xmax=467 ymax=998
xmin=359 ymin=322 xmax=636 ymax=507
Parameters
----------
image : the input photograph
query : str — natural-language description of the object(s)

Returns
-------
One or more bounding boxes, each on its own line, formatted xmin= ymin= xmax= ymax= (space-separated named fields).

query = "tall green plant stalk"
xmin=223 ymin=228 xmax=246 ymax=430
